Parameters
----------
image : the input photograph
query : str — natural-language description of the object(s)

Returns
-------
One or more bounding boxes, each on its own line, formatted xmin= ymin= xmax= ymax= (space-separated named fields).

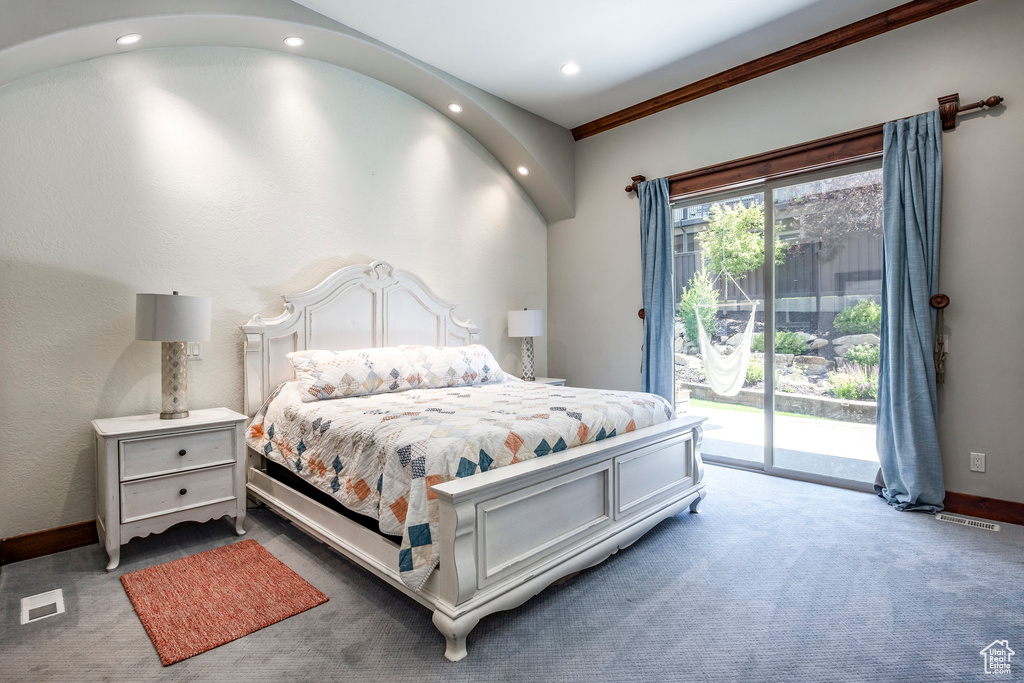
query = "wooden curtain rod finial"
xmin=958 ymin=95 xmax=1004 ymax=113
xmin=930 ymin=293 xmax=950 ymax=309
xmin=625 ymin=174 xmax=647 ymax=195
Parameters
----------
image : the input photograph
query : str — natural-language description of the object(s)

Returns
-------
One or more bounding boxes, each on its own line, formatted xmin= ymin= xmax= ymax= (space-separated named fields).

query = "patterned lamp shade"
xmin=136 ymin=292 xmax=212 ymax=419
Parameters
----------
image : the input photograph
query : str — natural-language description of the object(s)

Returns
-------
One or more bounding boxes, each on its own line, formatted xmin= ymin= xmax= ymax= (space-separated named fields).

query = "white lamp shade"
xmin=508 ymin=309 xmax=544 ymax=338
xmin=135 ymin=293 xmax=212 ymax=342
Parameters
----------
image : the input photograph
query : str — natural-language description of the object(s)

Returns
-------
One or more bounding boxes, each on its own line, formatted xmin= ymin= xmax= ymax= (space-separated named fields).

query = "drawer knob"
xmin=179 ymin=488 xmax=188 ymax=495
xmin=178 ymin=449 xmax=187 ymax=456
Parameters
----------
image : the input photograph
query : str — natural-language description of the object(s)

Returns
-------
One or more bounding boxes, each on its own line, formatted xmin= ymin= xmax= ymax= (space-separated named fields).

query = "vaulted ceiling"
xmin=294 ymin=0 xmax=910 ymax=128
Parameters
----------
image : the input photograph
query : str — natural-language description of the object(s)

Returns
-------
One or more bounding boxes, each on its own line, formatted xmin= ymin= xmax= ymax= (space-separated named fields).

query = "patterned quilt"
xmin=247 ymin=378 xmax=675 ymax=591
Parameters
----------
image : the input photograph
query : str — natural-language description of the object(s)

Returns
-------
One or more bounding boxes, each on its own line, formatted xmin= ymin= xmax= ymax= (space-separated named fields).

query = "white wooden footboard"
xmin=430 ymin=416 xmax=706 ymax=660
xmin=246 ymin=415 xmax=705 ymax=662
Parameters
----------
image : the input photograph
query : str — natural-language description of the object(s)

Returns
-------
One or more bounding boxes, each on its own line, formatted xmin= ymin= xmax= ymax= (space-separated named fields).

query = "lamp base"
xmin=520 ymin=337 xmax=535 ymax=382
xmin=160 ymin=341 xmax=190 ymax=419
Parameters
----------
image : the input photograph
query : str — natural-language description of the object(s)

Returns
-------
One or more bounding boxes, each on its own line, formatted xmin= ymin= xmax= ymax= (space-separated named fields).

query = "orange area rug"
xmin=121 ymin=539 xmax=328 ymax=665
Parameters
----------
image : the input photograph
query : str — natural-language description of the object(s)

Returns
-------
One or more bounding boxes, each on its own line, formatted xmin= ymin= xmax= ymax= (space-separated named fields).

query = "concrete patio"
xmin=684 ymin=402 xmax=879 ymax=484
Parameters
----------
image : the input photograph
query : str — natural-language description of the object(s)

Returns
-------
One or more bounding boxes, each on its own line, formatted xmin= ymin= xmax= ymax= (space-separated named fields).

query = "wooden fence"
xmin=674 ymin=234 xmax=882 ymax=322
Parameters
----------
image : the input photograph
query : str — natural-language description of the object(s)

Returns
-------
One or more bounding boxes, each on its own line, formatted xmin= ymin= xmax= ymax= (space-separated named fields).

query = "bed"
xmin=241 ymin=261 xmax=707 ymax=661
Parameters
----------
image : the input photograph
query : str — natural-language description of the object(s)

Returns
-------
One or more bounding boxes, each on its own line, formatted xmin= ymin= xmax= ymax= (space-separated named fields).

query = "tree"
xmin=697 ymin=202 xmax=786 ymax=282
xmin=777 ymin=172 xmax=882 ymax=259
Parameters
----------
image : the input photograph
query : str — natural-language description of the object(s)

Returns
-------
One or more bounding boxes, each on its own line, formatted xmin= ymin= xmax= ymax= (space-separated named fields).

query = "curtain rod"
xmin=625 ymin=92 xmax=1004 ymax=196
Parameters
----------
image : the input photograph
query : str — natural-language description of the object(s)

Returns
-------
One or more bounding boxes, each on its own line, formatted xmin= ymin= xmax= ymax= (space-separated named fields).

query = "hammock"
xmin=692 ymin=229 xmax=759 ymax=397
xmin=694 ymin=303 xmax=757 ymax=397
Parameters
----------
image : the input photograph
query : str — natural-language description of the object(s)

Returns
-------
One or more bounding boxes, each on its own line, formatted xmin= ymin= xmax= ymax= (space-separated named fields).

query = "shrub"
xmin=677 ymin=270 xmax=719 ymax=345
xmin=827 ymin=363 xmax=879 ymax=401
xmin=845 ymin=344 xmax=880 ymax=368
xmin=744 ymin=360 xmax=764 ymax=386
xmin=834 ymin=299 xmax=882 ymax=335
xmin=751 ymin=330 xmax=807 ymax=356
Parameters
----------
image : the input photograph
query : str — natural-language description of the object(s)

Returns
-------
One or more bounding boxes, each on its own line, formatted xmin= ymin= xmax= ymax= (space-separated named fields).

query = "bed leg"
xmin=689 ymin=489 xmax=707 ymax=514
xmin=432 ymin=609 xmax=479 ymax=662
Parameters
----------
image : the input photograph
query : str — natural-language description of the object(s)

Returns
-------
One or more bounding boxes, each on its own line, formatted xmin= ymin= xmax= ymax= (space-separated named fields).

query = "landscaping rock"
xmin=675 ymin=336 xmax=684 ymax=352
xmin=807 ymin=338 xmax=829 ymax=351
xmin=794 ymin=355 xmax=833 ymax=376
xmin=833 ymin=333 xmax=880 ymax=347
xmin=775 ymin=353 xmax=795 ymax=368
xmin=779 ymin=377 xmax=815 ymax=393
xmin=833 ymin=344 xmax=852 ymax=358
xmin=795 ymin=331 xmax=814 ymax=342
xmin=675 ymin=353 xmax=704 ymax=370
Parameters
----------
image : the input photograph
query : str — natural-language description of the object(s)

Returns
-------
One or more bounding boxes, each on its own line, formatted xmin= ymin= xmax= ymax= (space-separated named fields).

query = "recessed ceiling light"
xmin=116 ymin=34 xmax=142 ymax=46
xmin=517 ymin=166 xmax=530 ymax=176
xmin=283 ymin=36 xmax=304 ymax=47
xmin=560 ymin=62 xmax=580 ymax=76
xmin=447 ymin=103 xmax=463 ymax=114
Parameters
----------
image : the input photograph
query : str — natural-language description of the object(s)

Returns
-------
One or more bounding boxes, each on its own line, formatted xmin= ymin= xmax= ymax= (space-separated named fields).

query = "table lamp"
xmin=135 ymin=292 xmax=212 ymax=419
xmin=508 ymin=308 xmax=544 ymax=381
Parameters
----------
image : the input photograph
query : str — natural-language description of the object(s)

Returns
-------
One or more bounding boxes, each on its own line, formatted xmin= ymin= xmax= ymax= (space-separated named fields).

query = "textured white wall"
xmin=548 ymin=0 xmax=1024 ymax=503
xmin=0 ymin=47 xmax=547 ymax=537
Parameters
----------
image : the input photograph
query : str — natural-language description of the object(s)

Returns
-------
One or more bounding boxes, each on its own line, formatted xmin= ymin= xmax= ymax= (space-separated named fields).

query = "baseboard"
xmin=944 ymin=491 xmax=1024 ymax=527
xmin=0 ymin=520 xmax=98 ymax=565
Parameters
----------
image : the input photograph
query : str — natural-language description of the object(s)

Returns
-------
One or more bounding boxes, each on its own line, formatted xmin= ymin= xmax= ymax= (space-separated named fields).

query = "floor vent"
xmin=20 ymin=589 xmax=65 ymax=624
xmin=937 ymin=513 xmax=1000 ymax=532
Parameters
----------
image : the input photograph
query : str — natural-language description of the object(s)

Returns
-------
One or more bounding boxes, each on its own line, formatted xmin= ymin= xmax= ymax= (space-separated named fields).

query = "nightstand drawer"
xmin=120 ymin=464 xmax=236 ymax=523
xmin=120 ymin=428 xmax=234 ymax=480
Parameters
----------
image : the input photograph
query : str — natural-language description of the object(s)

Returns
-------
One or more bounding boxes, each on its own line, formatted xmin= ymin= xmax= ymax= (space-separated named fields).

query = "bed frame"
xmin=241 ymin=261 xmax=706 ymax=661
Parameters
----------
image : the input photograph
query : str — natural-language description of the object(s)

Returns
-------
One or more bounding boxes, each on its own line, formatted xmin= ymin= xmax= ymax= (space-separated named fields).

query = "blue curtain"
xmin=638 ymin=177 xmax=674 ymax=403
xmin=875 ymin=109 xmax=944 ymax=512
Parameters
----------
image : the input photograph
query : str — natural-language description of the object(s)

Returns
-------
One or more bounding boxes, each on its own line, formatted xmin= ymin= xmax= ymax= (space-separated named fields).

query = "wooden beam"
xmin=1 ymin=521 xmax=98 ymax=565
xmin=944 ymin=492 xmax=1024 ymax=527
xmin=571 ymin=0 xmax=982 ymax=141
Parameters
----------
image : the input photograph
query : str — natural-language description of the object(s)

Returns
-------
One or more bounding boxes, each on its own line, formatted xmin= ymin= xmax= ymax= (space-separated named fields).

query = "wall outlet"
xmin=970 ymin=452 xmax=986 ymax=473
xmin=186 ymin=342 xmax=203 ymax=361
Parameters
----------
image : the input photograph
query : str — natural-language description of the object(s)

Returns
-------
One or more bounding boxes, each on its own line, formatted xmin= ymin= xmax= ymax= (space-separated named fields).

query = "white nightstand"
xmin=92 ymin=407 xmax=248 ymax=570
xmin=532 ymin=377 xmax=566 ymax=386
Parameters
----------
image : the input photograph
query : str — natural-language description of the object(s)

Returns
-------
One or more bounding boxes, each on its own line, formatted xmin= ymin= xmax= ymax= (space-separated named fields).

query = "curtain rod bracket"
xmin=939 ymin=93 xmax=1004 ymax=131
xmin=625 ymin=175 xmax=646 ymax=196
xmin=938 ymin=93 xmax=960 ymax=130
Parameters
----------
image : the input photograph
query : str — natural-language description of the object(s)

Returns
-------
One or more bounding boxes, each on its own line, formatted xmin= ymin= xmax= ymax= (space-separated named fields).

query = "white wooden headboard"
xmin=241 ymin=261 xmax=480 ymax=416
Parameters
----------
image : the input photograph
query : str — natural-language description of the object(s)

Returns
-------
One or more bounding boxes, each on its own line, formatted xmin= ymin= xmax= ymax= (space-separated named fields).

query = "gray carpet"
xmin=2 ymin=464 xmax=1022 ymax=682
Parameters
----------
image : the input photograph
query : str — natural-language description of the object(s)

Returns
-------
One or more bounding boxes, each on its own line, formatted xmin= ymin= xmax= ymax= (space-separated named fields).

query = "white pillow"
xmin=287 ymin=347 xmax=420 ymax=402
xmin=399 ymin=344 xmax=506 ymax=389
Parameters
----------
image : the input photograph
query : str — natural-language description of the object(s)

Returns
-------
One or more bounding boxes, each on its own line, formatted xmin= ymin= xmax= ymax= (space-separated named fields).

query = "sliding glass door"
xmin=671 ymin=160 xmax=883 ymax=490
xmin=671 ymin=190 xmax=766 ymax=468
xmin=769 ymin=165 xmax=883 ymax=485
